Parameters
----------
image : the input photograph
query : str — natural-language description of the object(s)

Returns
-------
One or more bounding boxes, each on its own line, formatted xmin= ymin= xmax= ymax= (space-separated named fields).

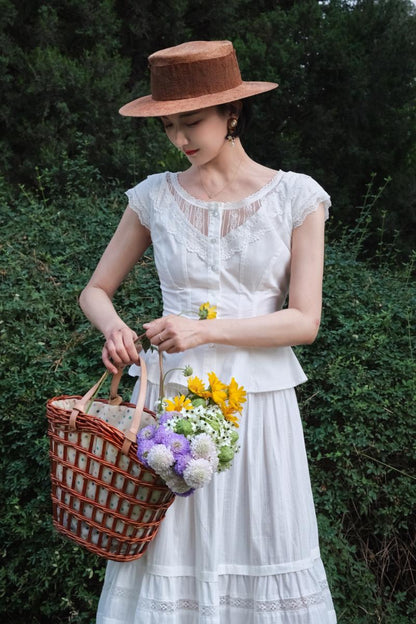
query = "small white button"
xmin=210 ymin=237 xmax=216 ymax=244
xmin=211 ymin=265 xmax=217 ymax=272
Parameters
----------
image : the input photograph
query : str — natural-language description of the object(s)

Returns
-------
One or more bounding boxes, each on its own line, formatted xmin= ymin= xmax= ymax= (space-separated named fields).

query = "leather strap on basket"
xmin=69 ymin=355 xmax=148 ymax=455
xmin=159 ymin=350 xmax=164 ymax=397
xmin=109 ymin=369 xmax=124 ymax=405
xmin=121 ymin=355 xmax=148 ymax=455
xmin=69 ymin=371 xmax=109 ymax=428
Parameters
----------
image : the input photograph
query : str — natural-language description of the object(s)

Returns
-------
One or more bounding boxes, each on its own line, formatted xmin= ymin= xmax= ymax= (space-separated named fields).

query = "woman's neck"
xmin=178 ymin=143 xmax=278 ymax=203
xmin=197 ymin=143 xmax=247 ymax=200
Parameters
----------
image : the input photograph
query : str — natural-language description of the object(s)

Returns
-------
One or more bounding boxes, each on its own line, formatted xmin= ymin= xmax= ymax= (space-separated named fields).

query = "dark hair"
xmin=217 ymin=99 xmax=253 ymax=139
xmin=157 ymin=99 xmax=253 ymax=139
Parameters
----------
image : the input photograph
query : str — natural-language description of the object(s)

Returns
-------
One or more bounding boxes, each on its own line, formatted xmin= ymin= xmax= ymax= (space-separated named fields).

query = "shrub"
xmin=0 ymin=170 xmax=162 ymax=623
xmin=0 ymin=172 xmax=414 ymax=622
xmin=296 ymin=187 xmax=415 ymax=622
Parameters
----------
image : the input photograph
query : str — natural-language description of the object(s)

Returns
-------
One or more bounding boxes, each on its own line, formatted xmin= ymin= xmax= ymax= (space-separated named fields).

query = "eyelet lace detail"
xmin=134 ymin=581 xmax=331 ymax=615
xmin=138 ymin=598 xmax=216 ymax=616
xmin=162 ymin=173 xmax=284 ymax=262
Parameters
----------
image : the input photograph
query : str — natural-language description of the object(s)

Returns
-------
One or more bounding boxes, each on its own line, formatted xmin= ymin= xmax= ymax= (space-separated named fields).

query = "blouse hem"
xmin=145 ymin=547 xmax=322 ymax=581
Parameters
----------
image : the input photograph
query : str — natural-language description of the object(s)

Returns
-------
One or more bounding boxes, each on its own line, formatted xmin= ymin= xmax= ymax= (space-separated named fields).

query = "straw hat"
xmin=119 ymin=40 xmax=278 ymax=117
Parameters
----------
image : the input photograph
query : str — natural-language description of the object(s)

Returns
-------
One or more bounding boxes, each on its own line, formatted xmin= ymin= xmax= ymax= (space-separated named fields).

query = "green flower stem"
xmin=159 ymin=366 xmax=193 ymax=399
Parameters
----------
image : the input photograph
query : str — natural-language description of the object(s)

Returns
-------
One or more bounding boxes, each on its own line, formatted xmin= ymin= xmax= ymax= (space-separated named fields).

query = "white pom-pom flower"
xmin=165 ymin=474 xmax=192 ymax=495
xmin=147 ymin=444 xmax=175 ymax=476
xmin=190 ymin=433 xmax=219 ymax=471
xmin=183 ymin=458 xmax=213 ymax=489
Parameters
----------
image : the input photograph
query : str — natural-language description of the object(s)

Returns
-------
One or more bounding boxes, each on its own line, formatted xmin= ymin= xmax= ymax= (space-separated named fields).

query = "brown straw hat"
xmin=119 ymin=40 xmax=278 ymax=117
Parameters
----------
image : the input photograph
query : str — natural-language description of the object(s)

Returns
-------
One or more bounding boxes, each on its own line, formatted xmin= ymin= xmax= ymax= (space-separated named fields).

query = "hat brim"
xmin=119 ymin=81 xmax=278 ymax=117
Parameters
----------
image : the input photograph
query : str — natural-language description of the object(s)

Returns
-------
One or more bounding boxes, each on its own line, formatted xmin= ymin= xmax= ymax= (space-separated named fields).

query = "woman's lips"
xmin=184 ymin=149 xmax=199 ymax=156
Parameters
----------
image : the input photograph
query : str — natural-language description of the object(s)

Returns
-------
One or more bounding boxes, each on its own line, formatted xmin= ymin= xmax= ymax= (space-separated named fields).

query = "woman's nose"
xmin=172 ymin=127 xmax=188 ymax=148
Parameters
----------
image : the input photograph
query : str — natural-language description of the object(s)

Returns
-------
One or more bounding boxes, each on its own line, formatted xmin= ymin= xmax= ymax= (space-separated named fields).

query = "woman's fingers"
xmin=143 ymin=320 xmax=165 ymax=345
xmin=143 ymin=315 xmax=201 ymax=352
xmin=102 ymin=326 xmax=141 ymax=373
xmin=102 ymin=344 xmax=119 ymax=375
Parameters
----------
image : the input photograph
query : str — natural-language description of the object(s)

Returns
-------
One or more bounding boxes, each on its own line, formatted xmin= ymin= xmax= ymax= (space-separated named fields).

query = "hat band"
xmin=151 ymin=50 xmax=242 ymax=102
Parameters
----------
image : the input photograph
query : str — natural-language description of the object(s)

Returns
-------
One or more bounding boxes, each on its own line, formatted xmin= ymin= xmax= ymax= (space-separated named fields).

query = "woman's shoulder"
xmin=244 ymin=166 xmax=328 ymax=204
xmin=125 ymin=172 xmax=170 ymax=227
xmin=277 ymin=170 xmax=330 ymax=202
xmin=126 ymin=171 xmax=170 ymax=208
xmin=277 ymin=170 xmax=331 ymax=226
xmin=127 ymin=171 xmax=169 ymax=195
xmin=279 ymin=170 xmax=324 ymax=191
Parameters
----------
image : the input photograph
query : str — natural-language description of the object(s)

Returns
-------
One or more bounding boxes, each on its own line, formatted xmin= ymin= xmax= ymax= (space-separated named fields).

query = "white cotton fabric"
xmin=96 ymin=170 xmax=336 ymax=623
xmin=97 ymin=384 xmax=336 ymax=623
xmin=127 ymin=171 xmax=330 ymax=393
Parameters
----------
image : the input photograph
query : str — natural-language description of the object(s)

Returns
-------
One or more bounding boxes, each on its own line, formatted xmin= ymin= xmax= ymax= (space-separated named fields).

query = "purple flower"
xmin=168 ymin=433 xmax=191 ymax=457
xmin=173 ymin=453 xmax=193 ymax=476
xmin=159 ymin=411 xmax=177 ymax=425
xmin=137 ymin=424 xmax=157 ymax=442
xmin=154 ymin=425 xmax=174 ymax=445
xmin=137 ymin=438 xmax=156 ymax=465
xmin=176 ymin=488 xmax=195 ymax=497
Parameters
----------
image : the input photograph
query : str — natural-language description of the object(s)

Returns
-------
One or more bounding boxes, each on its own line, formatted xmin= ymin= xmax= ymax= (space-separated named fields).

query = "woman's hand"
xmin=143 ymin=315 xmax=204 ymax=353
xmin=102 ymin=324 xmax=141 ymax=374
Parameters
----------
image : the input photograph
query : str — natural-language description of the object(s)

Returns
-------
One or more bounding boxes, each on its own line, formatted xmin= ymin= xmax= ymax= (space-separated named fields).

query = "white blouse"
xmin=127 ymin=170 xmax=331 ymax=393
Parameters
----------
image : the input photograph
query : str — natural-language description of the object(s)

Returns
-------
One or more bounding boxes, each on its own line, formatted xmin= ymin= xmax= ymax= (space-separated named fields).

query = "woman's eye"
xmin=186 ymin=121 xmax=200 ymax=127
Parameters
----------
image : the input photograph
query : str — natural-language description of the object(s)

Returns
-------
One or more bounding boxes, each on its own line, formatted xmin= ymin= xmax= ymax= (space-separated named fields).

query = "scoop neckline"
xmin=168 ymin=169 xmax=284 ymax=209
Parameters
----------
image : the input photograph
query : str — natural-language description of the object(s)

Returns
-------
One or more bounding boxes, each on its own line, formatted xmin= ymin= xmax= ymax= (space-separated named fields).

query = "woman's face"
xmin=161 ymin=106 xmax=229 ymax=165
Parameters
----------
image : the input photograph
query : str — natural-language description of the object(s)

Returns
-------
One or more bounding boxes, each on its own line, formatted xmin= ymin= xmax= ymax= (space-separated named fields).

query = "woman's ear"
xmin=228 ymin=100 xmax=243 ymax=117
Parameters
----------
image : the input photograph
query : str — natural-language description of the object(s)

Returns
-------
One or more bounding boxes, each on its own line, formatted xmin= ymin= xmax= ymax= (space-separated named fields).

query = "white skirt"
xmin=96 ymin=382 xmax=337 ymax=624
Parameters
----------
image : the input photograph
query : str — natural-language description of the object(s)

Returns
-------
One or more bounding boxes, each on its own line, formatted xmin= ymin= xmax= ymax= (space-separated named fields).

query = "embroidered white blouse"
xmin=127 ymin=170 xmax=331 ymax=393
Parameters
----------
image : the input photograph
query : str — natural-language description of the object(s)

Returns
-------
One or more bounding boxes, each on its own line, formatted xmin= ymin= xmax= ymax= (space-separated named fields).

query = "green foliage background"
xmin=1 ymin=0 xmax=415 ymax=622
xmin=1 ymin=0 xmax=415 ymax=250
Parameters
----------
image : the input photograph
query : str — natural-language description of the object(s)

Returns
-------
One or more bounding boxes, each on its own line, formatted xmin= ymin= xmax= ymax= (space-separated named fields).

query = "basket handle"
xmin=121 ymin=355 xmax=148 ymax=455
xmin=69 ymin=355 xmax=148 ymax=455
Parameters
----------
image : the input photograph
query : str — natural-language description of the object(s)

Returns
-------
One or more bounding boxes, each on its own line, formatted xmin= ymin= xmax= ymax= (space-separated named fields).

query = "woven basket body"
xmin=46 ymin=360 xmax=175 ymax=561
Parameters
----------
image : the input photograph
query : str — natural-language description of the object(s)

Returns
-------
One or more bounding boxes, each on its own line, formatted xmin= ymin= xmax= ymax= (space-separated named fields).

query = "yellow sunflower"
xmin=227 ymin=377 xmax=247 ymax=412
xmin=187 ymin=376 xmax=210 ymax=398
xmin=165 ymin=395 xmax=193 ymax=412
xmin=219 ymin=402 xmax=240 ymax=427
xmin=198 ymin=302 xmax=217 ymax=320
xmin=207 ymin=371 xmax=228 ymax=405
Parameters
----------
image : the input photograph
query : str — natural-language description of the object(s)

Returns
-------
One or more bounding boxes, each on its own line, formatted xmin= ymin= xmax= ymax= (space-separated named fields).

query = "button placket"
xmin=208 ymin=204 xmax=221 ymax=276
xmin=205 ymin=203 xmax=221 ymax=371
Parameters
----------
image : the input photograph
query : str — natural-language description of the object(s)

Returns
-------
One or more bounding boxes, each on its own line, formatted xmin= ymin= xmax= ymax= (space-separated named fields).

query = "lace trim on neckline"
xmin=161 ymin=174 xmax=282 ymax=261
xmin=168 ymin=170 xmax=283 ymax=210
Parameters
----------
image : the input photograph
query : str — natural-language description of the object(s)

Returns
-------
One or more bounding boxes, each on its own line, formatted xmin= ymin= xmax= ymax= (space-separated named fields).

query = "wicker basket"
xmin=45 ymin=356 xmax=175 ymax=561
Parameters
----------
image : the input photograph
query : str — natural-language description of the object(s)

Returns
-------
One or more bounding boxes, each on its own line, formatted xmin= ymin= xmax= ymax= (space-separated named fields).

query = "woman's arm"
xmin=79 ymin=206 xmax=151 ymax=373
xmin=144 ymin=204 xmax=326 ymax=352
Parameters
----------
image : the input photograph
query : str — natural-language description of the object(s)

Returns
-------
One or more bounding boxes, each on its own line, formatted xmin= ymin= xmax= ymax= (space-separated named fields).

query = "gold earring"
xmin=226 ymin=116 xmax=238 ymax=146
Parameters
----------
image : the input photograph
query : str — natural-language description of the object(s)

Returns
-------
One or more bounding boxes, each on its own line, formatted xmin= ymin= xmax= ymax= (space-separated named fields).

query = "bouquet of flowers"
xmin=137 ymin=369 xmax=246 ymax=496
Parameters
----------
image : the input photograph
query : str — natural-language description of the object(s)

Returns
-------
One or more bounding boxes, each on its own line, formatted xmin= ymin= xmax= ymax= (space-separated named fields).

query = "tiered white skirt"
xmin=96 ymin=383 xmax=337 ymax=623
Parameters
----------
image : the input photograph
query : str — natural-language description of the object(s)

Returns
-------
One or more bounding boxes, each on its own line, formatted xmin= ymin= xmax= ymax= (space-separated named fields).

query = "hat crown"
xmin=149 ymin=40 xmax=242 ymax=103
xmin=149 ymin=40 xmax=233 ymax=66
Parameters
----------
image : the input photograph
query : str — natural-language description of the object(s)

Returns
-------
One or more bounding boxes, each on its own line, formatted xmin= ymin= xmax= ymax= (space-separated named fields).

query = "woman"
xmin=79 ymin=40 xmax=336 ymax=624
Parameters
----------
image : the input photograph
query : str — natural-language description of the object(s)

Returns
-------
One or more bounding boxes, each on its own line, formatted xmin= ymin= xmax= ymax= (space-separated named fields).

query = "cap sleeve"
xmin=125 ymin=173 xmax=165 ymax=230
xmin=291 ymin=174 xmax=331 ymax=229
